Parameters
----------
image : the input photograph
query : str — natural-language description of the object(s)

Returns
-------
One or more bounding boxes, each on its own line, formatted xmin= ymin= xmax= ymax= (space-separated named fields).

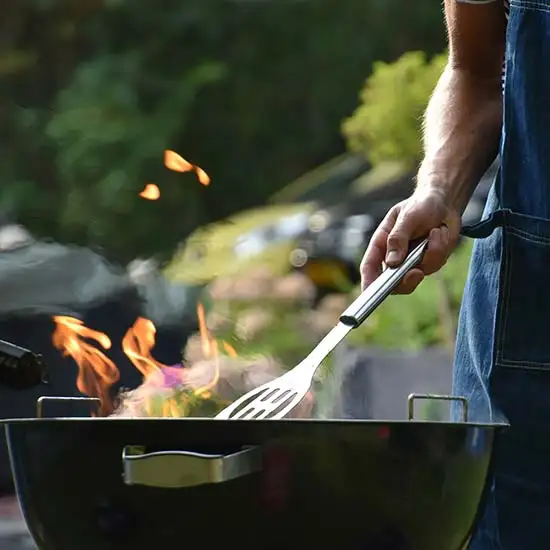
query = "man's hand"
xmin=360 ymin=188 xmax=461 ymax=294
xmin=359 ymin=0 xmax=505 ymax=296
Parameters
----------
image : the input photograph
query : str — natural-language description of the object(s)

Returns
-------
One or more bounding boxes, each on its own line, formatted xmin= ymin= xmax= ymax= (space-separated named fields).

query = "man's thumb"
xmin=385 ymin=223 xmax=411 ymax=266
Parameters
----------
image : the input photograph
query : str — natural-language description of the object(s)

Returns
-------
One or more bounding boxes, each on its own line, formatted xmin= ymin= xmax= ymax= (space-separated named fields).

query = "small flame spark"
xmin=164 ymin=150 xmax=211 ymax=186
xmin=139 ymin=183 xmax=161 ymax=200
xmin=195 ymin=166 xmax=211 ymax=186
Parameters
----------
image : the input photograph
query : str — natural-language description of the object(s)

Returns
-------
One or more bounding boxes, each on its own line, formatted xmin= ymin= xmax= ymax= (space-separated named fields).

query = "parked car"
xmin=164 ymin=203 xmax=316 ymax=285
xmin=164 ymin=154 xmax=370 ymax=287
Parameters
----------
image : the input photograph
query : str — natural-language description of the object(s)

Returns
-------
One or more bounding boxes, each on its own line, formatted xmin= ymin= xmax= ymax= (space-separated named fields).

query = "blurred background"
xmin=0 ymin=1 xmax=496 ymax=542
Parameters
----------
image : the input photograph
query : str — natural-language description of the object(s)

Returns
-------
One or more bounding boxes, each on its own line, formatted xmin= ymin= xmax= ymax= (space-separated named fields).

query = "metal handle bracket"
xmin=36 ymin=396 xmax=101 ymax=418
xmin=122 ymin=446 xmax=262 ymax=489
xmin=408 ymin=393 xmax=469 ymax=423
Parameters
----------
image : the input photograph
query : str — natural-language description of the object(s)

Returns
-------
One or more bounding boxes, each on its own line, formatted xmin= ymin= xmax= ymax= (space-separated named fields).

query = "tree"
xmin=0 ymin=1 xmax=445 ymax=263
xmin=341 ymin=51 xmax=448 ymax=169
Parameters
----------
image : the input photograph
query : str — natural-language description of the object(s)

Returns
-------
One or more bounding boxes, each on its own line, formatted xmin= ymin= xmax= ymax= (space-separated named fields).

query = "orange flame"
xmin=52 ymin=316 xmax=120 ymax=416
xmin=117 ymin=305 xmax=237 ymax=412
xmin=52 ymin=303 xmax=240 ymax=417
xmin=164 ymin=150 xmax=211 ymax=186
xmin=195 ymin=166 xmax=211 ymax=186
xmin=121 ymin=317 xmax=169 ymax=379
xmin=196 ymin=302 xmax=211 ymax=357
xmin=223 ymin=341 xmax=238 ymax=357
xmin=193 ymin=303 xmax=220 ymax=397
xmin=139 ymin=183 xmax=161 ymax=200
xmin=164 ymin=151 xmax=193 ymax=172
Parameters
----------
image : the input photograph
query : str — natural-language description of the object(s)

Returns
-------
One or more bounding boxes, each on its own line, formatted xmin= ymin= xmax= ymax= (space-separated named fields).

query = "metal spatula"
xmin=215 ymin=239 xmax=429 ymax=420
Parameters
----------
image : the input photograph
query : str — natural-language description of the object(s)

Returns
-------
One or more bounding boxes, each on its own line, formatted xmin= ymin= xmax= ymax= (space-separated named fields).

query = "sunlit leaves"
xmin=342 ymin=51 xmax=448 ymax=169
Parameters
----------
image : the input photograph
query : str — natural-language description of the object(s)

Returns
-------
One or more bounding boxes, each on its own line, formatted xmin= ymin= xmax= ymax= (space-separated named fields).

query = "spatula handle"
xmin=339 ymin=238 xmax=429 ymax=328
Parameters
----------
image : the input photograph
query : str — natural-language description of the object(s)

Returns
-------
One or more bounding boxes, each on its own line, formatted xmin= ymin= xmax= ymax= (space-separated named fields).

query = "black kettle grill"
xmin=2 ymin=393 xmax=506 ymax=550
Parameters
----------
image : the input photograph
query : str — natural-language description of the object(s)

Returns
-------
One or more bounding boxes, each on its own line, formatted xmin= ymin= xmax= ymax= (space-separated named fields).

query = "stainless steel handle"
xmin=122 ymin=445 xmax=262 ymax=489
xmin=408 ymin=393 xmax=469 ymax=423
xmin=339 ymin=239 xmax=429 ymax=328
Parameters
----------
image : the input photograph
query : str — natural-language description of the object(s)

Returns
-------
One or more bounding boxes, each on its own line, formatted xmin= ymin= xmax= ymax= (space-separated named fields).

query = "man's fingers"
xmin=385 ymin=226 xmax=410 ymax=266
xmin=360 ymin=199 xmax=459 ymax=292
xmin=392 ymin=225 xmax=456 ymax=293
xmin=384 ymin=209 xmax=426 ymax=267
xmin=392 ymin=268 xmax=425 ymax=295
xmin=360 ymin=232 xmax=385 ymax=290
xmin=360 ymin=208 xmax=399 ymax=289
xmin=418 ymin=225 xmax=449 ymax=275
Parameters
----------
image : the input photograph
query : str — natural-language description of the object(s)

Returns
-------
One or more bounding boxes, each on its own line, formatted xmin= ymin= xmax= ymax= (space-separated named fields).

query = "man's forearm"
xmin=417 ymin=66 xmax=503 ymax=213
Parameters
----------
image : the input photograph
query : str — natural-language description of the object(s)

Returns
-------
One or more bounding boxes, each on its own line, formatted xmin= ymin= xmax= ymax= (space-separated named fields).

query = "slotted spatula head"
xmin=215 ymin=322 xmax=354 ymax=420
xmin=215 ymin=360 xmax=313 ymax=420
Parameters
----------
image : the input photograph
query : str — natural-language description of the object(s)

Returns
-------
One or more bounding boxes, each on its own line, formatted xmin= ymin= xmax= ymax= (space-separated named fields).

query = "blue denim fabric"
xmin=453 ymin=1 xmax=550 ymax=547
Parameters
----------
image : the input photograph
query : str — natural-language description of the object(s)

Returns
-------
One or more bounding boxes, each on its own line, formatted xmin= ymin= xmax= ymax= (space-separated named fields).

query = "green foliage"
xmin=0 ymin=0 xmax=445 ymax=263
xmin=198 ymin=241 xmax=472 ymax=375
xmin=342 ymin=51 xmax=448 ymax=169
xmin=46 ymin=55 xmax=225 ymax=261
xmin=207 ymin=297 xmax=315 ymax=370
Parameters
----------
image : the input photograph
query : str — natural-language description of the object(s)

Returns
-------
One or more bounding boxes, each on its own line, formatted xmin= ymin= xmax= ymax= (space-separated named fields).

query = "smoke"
xmin=0 ymin=232 xmax=132 ymax=316
xmin=112 ymin=354 xmax=315 ymax=418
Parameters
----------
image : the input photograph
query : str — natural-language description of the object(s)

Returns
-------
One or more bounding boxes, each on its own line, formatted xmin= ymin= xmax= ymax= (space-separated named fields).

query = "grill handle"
xmin=408 ymin=393 xmax=469 ymax=423
xmin=122 ymin=445 xmax=262 ymax=489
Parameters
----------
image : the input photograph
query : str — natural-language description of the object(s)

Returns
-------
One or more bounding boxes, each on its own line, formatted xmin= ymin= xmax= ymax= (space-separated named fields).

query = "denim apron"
xmin=453 ymin=1 xmax=550 ymax=547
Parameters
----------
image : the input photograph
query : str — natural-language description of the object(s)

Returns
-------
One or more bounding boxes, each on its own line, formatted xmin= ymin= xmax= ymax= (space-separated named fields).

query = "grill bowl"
xmin=2 ymin=412 xmax=506 ymax=550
